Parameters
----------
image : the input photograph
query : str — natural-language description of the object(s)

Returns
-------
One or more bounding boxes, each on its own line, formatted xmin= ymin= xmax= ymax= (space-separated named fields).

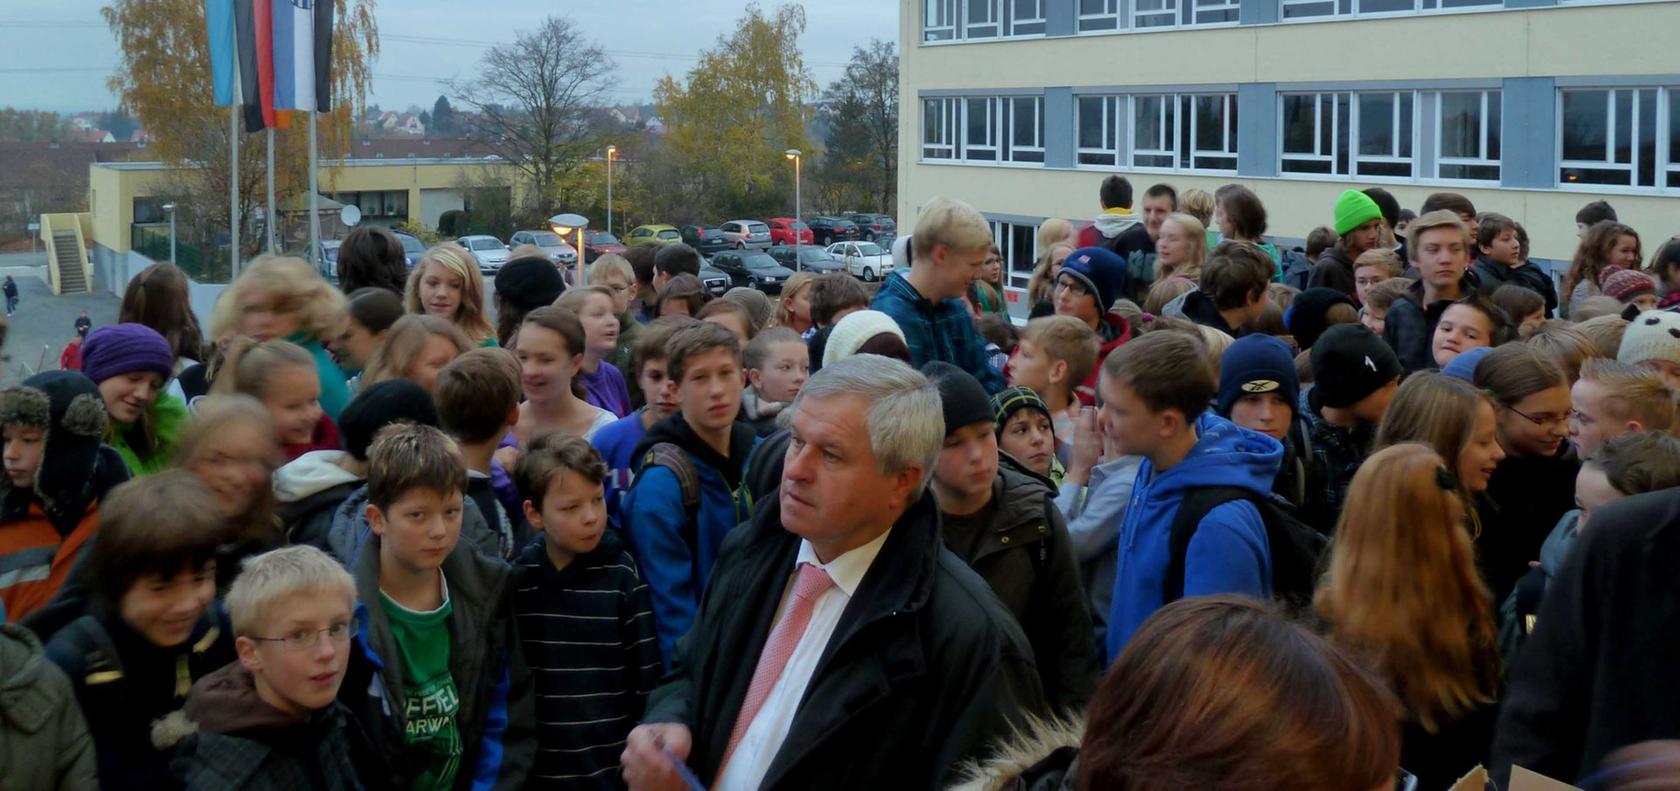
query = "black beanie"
xmin=494 ymin=256 xmax=566 ymax=312
xmin=339 ymin=379 xmax=440 ymax=462
xmin=922 ymin=361 xmax=995 ymax=437
xmin=1286 ymin=287 xmax=1359 ymax=350
xmin=0 ymin=371 xmax=108 ymax=515
xmin=1309 ymin=324 xmax=1402 ymax=409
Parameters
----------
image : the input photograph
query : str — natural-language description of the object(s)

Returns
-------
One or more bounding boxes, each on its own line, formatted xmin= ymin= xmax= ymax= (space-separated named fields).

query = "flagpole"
xmin=266 ymin=127 xmax=277 ymax=252
xmin=230 ymin=104 xmax=240 ymax=279
xmin=307 ymin=112 xmax=321 ymax=277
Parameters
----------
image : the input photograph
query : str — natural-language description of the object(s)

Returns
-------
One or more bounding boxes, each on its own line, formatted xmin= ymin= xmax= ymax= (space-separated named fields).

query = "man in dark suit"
xmin=621 ymin=355 xmax=1047 ymax=791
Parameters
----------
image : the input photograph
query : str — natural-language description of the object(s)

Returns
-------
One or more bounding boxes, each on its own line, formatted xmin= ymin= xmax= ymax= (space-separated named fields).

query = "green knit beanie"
xmin=1333 ymin=190 xmax=1383 ymax=236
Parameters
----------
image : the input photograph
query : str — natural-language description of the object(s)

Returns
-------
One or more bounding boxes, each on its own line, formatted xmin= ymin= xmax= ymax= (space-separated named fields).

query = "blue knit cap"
xmin=1441 ymin=345 xmax=1493 ymax=382
xmin=1216 ymin=334 xmax=1300 ymax=418
xmin=1059 ymin=247 xmax=1131 ymax=315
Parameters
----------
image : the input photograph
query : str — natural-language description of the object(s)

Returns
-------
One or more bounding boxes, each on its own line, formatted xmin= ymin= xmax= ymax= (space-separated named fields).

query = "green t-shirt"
xmin=381 ymin=579 xmax=463 ymax=791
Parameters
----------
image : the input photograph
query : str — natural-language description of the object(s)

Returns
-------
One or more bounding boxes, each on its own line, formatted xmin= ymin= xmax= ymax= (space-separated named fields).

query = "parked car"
xmin=393 ymin=231 xmax=425 ymax=268
xmin=807 ymin=216 xmax=861 ymax=245
xmin=625 ymin=224 xmax=683 ymax=246
xmin=680 ymin=224 xmax=731 ymax=254
xmin=314 ymin=240 xmax=341 ymax=280
xmin=709 ymin=250 xmax=796 ymax=294
xmin=848 ymin=213 xmax=897 ymax=242
xmin=767 ymin=245 xmax=845 ymax=274
xmin=583 ymin=231 xmax=626 ymax=261
xmin=719 ymin=219 xmax=772 ymax=250
xmin=697 ymin=263 xmax=731 ymax=298
xmin=456 ymin=235 xmax=511 ymax=273
xmin=827 ymin=240 xmax=893 ymax=282
xmin=766 ymin=217 xmax=813 ymax=246
xmin=509 ymin=229 xmax=578 ymax=265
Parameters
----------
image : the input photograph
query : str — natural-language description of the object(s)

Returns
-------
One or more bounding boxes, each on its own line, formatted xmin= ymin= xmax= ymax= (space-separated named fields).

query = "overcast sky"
xmin=0 ymin=0 xmax=898 ymax=114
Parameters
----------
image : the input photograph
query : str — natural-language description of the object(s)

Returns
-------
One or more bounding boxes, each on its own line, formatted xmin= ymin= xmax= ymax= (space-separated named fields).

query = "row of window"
xmin=927 ymin=0 xmax=1614 ymax=41
xmin=921 ymin=87 xmax=1680 ymax=190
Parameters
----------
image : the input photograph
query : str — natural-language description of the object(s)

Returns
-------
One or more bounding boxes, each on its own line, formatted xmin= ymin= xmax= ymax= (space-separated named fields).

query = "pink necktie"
xmin=720 ymin=562 xmax=835 ymax=770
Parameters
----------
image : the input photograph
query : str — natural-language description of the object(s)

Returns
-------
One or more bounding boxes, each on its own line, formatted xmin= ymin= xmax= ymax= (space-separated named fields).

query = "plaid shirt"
xmin=1300 ymin=388 xmax=1376 ymax=533
xmin=871 ymin=271 xmax=1007 ymax=394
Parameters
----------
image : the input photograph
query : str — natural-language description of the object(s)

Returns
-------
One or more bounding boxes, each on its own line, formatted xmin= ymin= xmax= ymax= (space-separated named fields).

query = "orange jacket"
xmin=0 ymin=501 xmax=98 ymax=622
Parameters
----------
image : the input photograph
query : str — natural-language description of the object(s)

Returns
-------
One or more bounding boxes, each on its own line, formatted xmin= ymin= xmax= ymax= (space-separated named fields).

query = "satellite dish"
xmin=340 ymin=205 xmax=363 ymax=226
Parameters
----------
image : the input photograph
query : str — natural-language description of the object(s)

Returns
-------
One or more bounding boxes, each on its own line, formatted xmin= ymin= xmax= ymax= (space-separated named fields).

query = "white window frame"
xmin=1007 ymin=0 xmax=1047 ymax=35
xmin=1009 ymin=96 xmax=1046 ymax=163
xmin=1125 ymin=93 xmax=1239 ymax=174
xmin=966 ymin=0 xmax=1001 ymax=39
xmin=1435 ymin=90 xmax=1501 ymax=182
xmin=963 ymin=97 xmax=1003 ymax=162
xmin=1279 ymin=91 xmax=1416 ymax=179
xmin=1280 ymin=0 xmax=1498 ymax=21
xmin=1352 ymin=91 xmax=1416 ymax=178
xmin=1131 ymin=95 xmax=1177 ymax=169
xmin=924 ymin=0 xmax=957 ymax=41
xmin=1191 ymin=0 xmax=1242 ymax=25
xmin=1668 ymin=89 xmax=1680 ymax=190
xmin=1181 ymin=93 xmax=1239 ymax=171
xmin=1280 ymin=92 xmax=1349 ymax=175
xmin=989 ymin=220 xmax=1041 ymax=290
xmin=921 ymin=97 xmax=959 ymax=161
xmin=1132 ymin=0 xmax=1179 ymax=28
xmin=1076 ymin=95 xmax=1121 ymax=167
xmin=926 ymin=0 xmax=1047 ymax=41
xmin=1078 ymin=0 xmax=1122 ymax=31
xmin=1557 ymin=87 xmax=1666 ymax=191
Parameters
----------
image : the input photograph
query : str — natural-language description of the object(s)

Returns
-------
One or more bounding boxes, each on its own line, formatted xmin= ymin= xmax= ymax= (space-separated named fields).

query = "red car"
xmin=766 ymin=217 xmax=814 ymax=246
xmin=583 ymin=231 xmax=627 ymax=262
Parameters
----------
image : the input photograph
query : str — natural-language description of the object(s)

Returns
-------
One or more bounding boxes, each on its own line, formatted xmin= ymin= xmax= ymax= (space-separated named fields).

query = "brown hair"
xmin=1526 ymin=323 xmax=1596 ymax=381
xmin=808 ymin=273 xmax=871 ymax=327
xmin=1375 ymin=372 xmax=1497 ymax=498
xmin=1442 ymin=291 xmax=1513 ymax=346
xmin=656 ymin=273 xmax=707 ymax=317
xmin=346 ymin=287 xmax=405 ymax=335
xmin=1022 ymin=315 xmax=1099 ymax=391
xmin=1215 ymin=184 xmax=1268 ymax=241
xmin=1421 ymin=192 xmax=1477 ymax=219
xmin=1028 ymin=219 xmax=1076 ymax=305
xmin=665 ymin=320 xmax=741 ymax=384
xmin=1475 ymin=212 xmax=1520 ymax=250
xmin=1352 ymin=248 xmax=1403 ymax=279
xmin=119 ymin=263 xmax=204 ymax=362
xmin=1077 ymin=596 xmax=1399 ymax=791
xmin=1570 ymin=295 xmax=1626 ymax=322
xmin=623 ymin=242 xmax=659 ymax=287
xmin=361 ymin=314 xmax=473 ymax=389
xmin=1406 ymin=210 xmax=1470 ymax=263
xmin=1489 ymin=286 xmax=1544 ymax=333
xmin=1304 ymin=227 xmax=1338 ymax=262
xmin=1267 ymin=282 xmax=1301 ymax=312
xmin=1591 ymin=431 xmax=1680 ymax=496
xmin=513 ymin=430 xmax=607 ymax=510
xmin=1317 ymin=443 xmax=1498 ymax=732
xmin=434 ymin=348 xmax=523 ymax=444
xmin=172 ymin=394 xmax=277 ymax=549
xmin=1474 ymin=342 xmax=1568 ymax=407
xmin=209 ymin=337 xmax=316 ymax=400
xmin=696 ymin=299 xmax=757 ymax=341
xmin=520 ymin=305 xmax=587 ymax=359
xmin=1575 ymin=314 xmax=1631 ymax=359
xmin=1578 ymin=358 xmax=1677 ymax=433
xmin=1361 ymin=278 xmax=1413 ymax=313
xmin=1102 ymin=330 xmax=1214 ymax=422
xmin=336 ymin=225 xmax=408 ymax=295
xmin=365 ymin=423 xmax=467 ymax=511
xmin=1565 ymin=221 xmax=1642 ymax=314
xmin=631 ymin=316 xmax=699 ymax=379
xmin=1202 ymin=241 xmax=1274 ymax=311
xmin=89 ymin=470 xmax=228 ymax=613
xmin=1143 ymin=276 xmax=1197 ymax=315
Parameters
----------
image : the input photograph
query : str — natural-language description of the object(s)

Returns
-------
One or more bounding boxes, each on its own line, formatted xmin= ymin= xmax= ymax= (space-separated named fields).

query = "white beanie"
xmin=1618 ymin=310 xmax=1680 ymax=368
xmin=891 ymin=234 xmax=913 ymax=270
xmin=822 ymin=309 xmax=906 ymax=368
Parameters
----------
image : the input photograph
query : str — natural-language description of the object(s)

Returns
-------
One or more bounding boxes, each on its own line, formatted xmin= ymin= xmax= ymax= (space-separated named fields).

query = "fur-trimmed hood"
xmin=949 ymin=716 xmax=1084 ymax=791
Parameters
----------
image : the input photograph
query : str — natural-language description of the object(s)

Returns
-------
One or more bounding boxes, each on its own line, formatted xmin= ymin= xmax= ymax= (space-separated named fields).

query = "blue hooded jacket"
xmin=1105 ymin=412 xmax=1283 ymax=661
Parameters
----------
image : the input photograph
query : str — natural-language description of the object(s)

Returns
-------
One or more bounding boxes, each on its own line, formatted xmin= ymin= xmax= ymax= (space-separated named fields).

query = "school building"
xmin=896 ymin=0 xmax=1680 ymax=301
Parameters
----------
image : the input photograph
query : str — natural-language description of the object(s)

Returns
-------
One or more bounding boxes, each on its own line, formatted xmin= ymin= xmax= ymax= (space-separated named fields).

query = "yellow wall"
xmin=88 ymin=164 xmax=173 ymax=253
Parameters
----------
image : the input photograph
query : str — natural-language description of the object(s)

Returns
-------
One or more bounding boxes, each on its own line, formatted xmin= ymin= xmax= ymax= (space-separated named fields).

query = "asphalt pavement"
xmin=0 ymin=254 xmax=121 ymax=386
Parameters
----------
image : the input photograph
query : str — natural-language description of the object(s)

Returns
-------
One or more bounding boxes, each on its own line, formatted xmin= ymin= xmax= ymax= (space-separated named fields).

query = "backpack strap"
xmin=638 ymin=443 xmax=704 ymax=582
xmin=1161 ymin=486 xmax=1256 ymax=605
xmin=59 ymin=615 xmax=126 ymax=687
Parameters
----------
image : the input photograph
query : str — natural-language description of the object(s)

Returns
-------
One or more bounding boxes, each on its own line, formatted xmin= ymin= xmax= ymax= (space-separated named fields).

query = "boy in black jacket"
xmin=512 ymin=431 xmax=661 ymax=787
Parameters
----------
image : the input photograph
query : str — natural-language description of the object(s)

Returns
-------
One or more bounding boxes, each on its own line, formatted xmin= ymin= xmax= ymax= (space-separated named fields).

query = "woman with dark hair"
xmin=1563 ymin=221 xmax=1642 ymax=317
xmin=1651 ymin=237 xmax=1680 ymax=308
xmin=1215 ymin=184 xmax=1281 ymax=277
xmin=334 ymin=225 xmax=410 ymax=295
xmin=118 ymin=262 xmax=204 ymax=399
xmin=953 ymin=596 xmax=1400 ymax=791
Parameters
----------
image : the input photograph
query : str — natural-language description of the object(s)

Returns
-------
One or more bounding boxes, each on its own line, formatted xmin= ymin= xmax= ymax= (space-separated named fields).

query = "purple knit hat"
xmin=80 ymin=323 xmax=176 ymax=384
xmin=1602 ymin=269 xmax=1657 ymax=303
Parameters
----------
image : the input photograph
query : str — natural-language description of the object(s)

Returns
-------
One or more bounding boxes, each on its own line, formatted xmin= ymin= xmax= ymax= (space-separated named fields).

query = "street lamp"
xmin=549 ymin=212 xmax=589 ymax=286
xmin=785 ymin=149 xmax=801 ymax=269
xmin=605 ymin=145 xmax=617 ymax=240
xmin=162 ymin=202 xmax=177 ymax=265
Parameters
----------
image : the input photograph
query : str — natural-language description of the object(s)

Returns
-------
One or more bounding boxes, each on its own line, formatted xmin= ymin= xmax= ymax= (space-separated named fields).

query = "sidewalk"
xmin=1 ymin=262 xmax=121 ymax=386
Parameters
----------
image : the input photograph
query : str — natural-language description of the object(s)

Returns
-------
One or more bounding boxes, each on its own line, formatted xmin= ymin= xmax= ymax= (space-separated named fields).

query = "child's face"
xmin=1574 ymin=463 xmax=1621 ymax=531
xmin=1154 ymin=219 xmax=1190 ymax=266
xmin=1354 ymin=267 xmax=1386 ymax=305
xmin=237 ymin=289 xmax=304 ymax=342
xmin=524 ymin=470 xmax=607 ymax=566
xmin=1495 ymin=384 xmax=1572 ymax=458
xmin=1631 ymin=293 xmax=1660 ymax=313
xmin=1432 ymin=304 xmax=1494 ymax=368
xmin=1360 ymin=305 xmax=1387 ymax=337
xmin=1519 ymin=310 xmax=1545 ymax=338
xmin=515 ymin=325 xmax=582 ymax=402
xmin=98 ymin=371 xmax=165 ymax=426
xmin=751 ymin=341 xmax=809 ymax=404
xmin=980 ymin=251 xmax=1003 ymax=284
xmin=121 ymin=564 xmax=217 ymax=648
xmin=368 ymin=487 xmax=464 ymax=575
xmin=1053 ymin=274 xmax=1101 ymax=328
xmin=934 ymin=422 xmax=1000 ymax=505
xmin=1612 ymin=234 xmax=1643 ymax=270
xmin=784 ymin=286 xmax=813 ymax=332
xmin=998 ymin=410 xmax=1055 ymax=477
xmin=3 ymin=425 xmax=45 ymax=489
xmin=1457 ymin=400 xmax=1505 ymax=495
xmin=407 ymin=334 xmax=461 ymax=392
xmin=238 ymin=591 xmax=354 ymax=718
xmin=678 ymin=347 xmax=743 ymax=436
xmin=419 ymin=262 xmax=464 ymax=321
xmin=185 ymin=420 xmax=275 ymax=519
xmin=703 ymin=313 xmax=751 ymax=346
xmin=599 ymin=273 xmax=636 ymax=315
xmin=638 ymin=357 xmax=680 ymax=420
xmin=577 ymin=293 xmax=621 ymax=357
xmin=265 ymin=364 xmax=324 ymax=446
xmin=1007 ymin=338 xmax=1053 ymax=394
xmin=331 ymin=318 xmax=383 ymax=373
xmin=1229 ymin=392 xmax=1291 ymax=442
xmin=1482 ymin=229 xmax=1521 ymax=265
xmin=1414 ymin=228 xmax=1469 ymax=292
xmin=1097 ymin=373 xmax=1165 ymax=458
xmin=1644 ymin=359 xmax=1680 ymax=393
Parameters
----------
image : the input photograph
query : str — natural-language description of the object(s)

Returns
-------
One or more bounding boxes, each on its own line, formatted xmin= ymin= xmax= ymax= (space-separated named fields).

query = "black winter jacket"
xmin=1473 ymin=256 xmax=1560 ymax=317
xmin=1308 ymin=248 xmax=1359 ymax=301
xmin=1383 ymin=272 xmax=1482 ymax=373
xmin=643 ymin=492 xmax=1049 ymax=790
xmin=1490 ymin=488 xmax=1680 ymax=784
xmin=1478 ymin=447 xmax=1581 ymax=604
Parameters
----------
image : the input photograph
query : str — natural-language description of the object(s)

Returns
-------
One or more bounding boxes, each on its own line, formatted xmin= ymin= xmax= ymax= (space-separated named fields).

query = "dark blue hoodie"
xmin=1105 ymin=412 xmax=1282 ymax=661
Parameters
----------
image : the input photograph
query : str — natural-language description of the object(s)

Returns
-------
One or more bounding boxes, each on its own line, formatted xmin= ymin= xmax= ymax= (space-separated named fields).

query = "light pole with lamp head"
xmin=606 ymin=145 xmax=617 ymax=241
xmin=549 ymin=212 xmax=590 ymax=286
xmin=785 ymin=149 xmax=801 ymax=269
xmin=162 ymin=202 xmax=177 ymax=265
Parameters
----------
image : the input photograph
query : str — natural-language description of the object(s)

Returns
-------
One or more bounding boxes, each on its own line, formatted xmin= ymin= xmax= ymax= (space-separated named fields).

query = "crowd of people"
xmin=2 ymin=176 xmax=1679 ymax=791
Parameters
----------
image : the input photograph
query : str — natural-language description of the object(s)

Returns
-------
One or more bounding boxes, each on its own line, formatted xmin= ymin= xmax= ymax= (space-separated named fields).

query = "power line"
xmin=381 ymin=33 xmax=849 ymax=67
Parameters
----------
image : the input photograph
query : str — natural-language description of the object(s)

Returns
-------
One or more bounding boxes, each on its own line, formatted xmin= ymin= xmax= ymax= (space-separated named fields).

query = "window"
xmin=1077 ymin=95 xmax=1120 ymax=166
xmin=1192 ymin=0 xmax=1241 ymax=24
xmin=1133 ymin=0 xmax=1178 ymax=27
xmin=989 ymin=220 xmax=1040 ymax=289
xmin=923 ymin=97 xmax=958 ymax=160
xmin=1010 ymin=96 xmax=1045 ymax=163
xmin=925 ymin=0 xmax=957 ymax=40
xmin=1670 ymin=89 xmax=1680 ymax=189
xmin=1281 ymin=0 xmax=1496 ymax=19
xmin=1009 ymin=0 xmax=1047 ymax=35
xmin=1437 ymin=90 xmax=1501 ymax=181
xmin=1079 ymin=0 xmax=1120 ymax=31
xmin=927 ymin=0 xmax=1044 ymax=40
xmin=923 ymin=95 xmax=1044 ymax=164
xmin=965 ymin=97 xmax=1001 ymax=161
xmin=966 ymin=0 xmax=1000 ymax=38
xmin=1131 ymin=93 xmax=1239 ymax=172
xmin=1281 ymin=91 xmax=1415 ymax=178
xmin=1559 ymin=88 xmax=1659 ymax=188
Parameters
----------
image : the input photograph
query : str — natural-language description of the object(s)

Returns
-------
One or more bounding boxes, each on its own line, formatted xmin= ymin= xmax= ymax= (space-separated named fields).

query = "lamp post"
xmin=606 ymin=145 xmax=617 ymax=239
xmin=162 ymin=202 xmax=177 ymax=264
xmin=549 ymin=212 xmax=589 ymax=286
xmin=785 ymin=148 xmax=801 ymax=269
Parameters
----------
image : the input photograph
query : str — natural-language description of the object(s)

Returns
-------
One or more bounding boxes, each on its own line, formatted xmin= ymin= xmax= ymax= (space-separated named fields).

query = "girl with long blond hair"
xmin=209 ymin=337 xmax=337 ymax=461
xmin=1316 ymin=442 xmax=1501 ymax=789
xmin=405 ymin=241 xmax=497 ymax=347
xmin=208 ymin=255 xmax=350 ymax=419
xmin=775 ymin=271 xmax=817 ymax=334
xmin=1027 ymin=219 xmax=1075 ymax=311
xmin=359 ymin=314 xmax=473 ymax=393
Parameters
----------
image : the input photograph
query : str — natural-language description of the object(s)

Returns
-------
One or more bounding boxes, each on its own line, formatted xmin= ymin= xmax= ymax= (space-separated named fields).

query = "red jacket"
xmin=58 ymin=342 xmax=81 ymax=371
xmin=1076 ymin=313 xmax=1133 ymax=406
xmin=281 ymin=414 xmax=342 ymax=463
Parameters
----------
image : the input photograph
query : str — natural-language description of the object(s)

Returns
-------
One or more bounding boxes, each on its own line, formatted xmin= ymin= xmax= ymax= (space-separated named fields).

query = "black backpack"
xmin=1160 ymin=486 xmax=1328 ymax=610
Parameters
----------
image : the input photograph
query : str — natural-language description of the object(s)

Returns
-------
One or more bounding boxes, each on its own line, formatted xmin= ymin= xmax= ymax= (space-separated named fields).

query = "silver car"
xmin=720 ymin=219 xmax=772 ymax=250
xmin=509 ymin=230 xmax=578 ymax=265
xmin=456 ymin=235 xmax=511 ymax=273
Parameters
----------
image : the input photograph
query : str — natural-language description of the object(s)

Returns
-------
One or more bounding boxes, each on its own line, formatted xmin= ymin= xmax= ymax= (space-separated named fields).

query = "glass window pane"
xmin=1282 ymin=95 xmax=1317 ymax=154
xmin=1360 ymin=0 xmax=1413 ymax=11
xmin=1637 ymin=89 xmax=1657 ymax=186
xmin=1078 ymin=97 xmax=1105 ymax=150
xmin=1486 ymin=91 xmax=1501 ymax=160
xmin=1613 ymin=89 xmax=1633 ymax=164
xmin=1358 ymin=94 xmax=1395 ymax=156
xmin=1012 ymin=98 xmax=1039 ymax=147
xmin=1194 ymin=96 xmax=1225 ymax=152
xmin=1561 ymin=91 xmax=1609 ymax=163
xmin=1282 ymin=1 xmax=1333 ymax=17
xmin=1439 ymin=92 xmax=1481 ymax=159
xmin=1441 ymin=164 xmax=1499 ymax=181
xmin=1135 ymin=96 xmax=1164 ymax=151
xmin=1670 ymin=90 xmax=1680 ymax=172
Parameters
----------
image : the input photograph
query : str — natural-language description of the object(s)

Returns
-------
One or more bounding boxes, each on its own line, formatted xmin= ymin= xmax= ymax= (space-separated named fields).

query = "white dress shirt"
xmin=712 ymin=528 xmax=893 ymax=791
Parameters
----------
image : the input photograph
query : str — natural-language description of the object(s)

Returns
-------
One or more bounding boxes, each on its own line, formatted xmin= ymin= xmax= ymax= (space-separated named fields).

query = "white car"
xmin=456 ymin=235 xmax=510 ymax=273
xmin=509 ymin=229 xmax=578 ymax=266
xmin=826 ymin=241 xmax=893 ymax=282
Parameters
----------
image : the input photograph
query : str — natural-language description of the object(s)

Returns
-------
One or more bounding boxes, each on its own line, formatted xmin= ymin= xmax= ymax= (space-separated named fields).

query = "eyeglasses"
xmin=250 ymin=621 xmax=359 ymax=652
xmin=1507 ymin=405 xmax=1568 ymax=430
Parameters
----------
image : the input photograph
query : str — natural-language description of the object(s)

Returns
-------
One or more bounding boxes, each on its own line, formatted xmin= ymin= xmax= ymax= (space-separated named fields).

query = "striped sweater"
xmin=512 ymin=530 xmax=662 ymax=788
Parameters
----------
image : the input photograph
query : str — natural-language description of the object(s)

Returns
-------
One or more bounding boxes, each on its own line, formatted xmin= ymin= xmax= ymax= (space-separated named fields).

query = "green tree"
xmin=430 ymin=95 xmax=460 ymax=137
xmin=653 ymin=3 xmax=815 ymax=219
xmin=0 ymin=109 xmax=71 ymax=143
xmin=814 ymin=40 xmax=897 ymax=214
